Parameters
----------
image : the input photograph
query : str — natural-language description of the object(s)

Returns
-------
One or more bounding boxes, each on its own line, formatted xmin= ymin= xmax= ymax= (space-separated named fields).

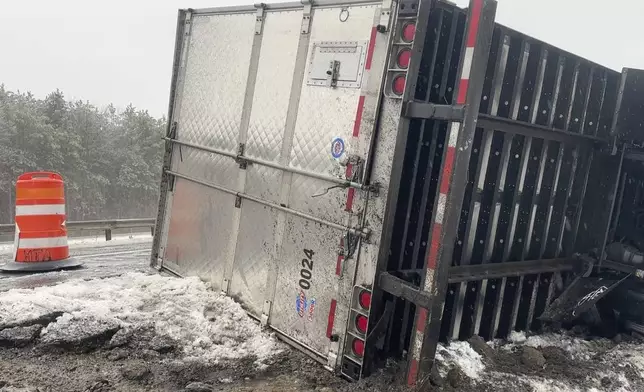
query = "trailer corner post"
xmin=405 ymin=0 xmax=497 ymax=387
xmin=151 ymin=9 xmax=192 ymax=269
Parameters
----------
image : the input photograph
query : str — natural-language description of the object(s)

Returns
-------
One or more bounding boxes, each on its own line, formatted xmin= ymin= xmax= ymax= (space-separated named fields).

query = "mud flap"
xmin=540 ymin=275 xmax=630 ymax=324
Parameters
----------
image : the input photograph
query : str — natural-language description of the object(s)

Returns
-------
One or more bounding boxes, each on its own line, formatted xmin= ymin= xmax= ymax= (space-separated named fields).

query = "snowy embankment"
xmin=0 ymin=272 xmax=282 ymax=367
xmin=435 ymin=330 xmax=644 ymax=391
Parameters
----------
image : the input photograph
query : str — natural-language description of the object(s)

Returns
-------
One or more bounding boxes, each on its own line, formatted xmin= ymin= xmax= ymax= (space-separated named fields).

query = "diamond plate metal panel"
xmin=229 ymin=202 xmax=280 ymax=317
xmin=290 ymin=6 xmax=376 ymax=173
xmin=173 ymin=147 xmax=239 ymax=190
xmin=164 ymin=179 xmax=236 ymax=290
xmin=246 ymin=10 xmax=301 ymax=162
xmin=245 ymin=165 xmax=281 ymax=202
xmin=288 ymin=174 xmax=349 ymax=225
xmin=287 ymin=6 xmax=377 ymax=222
xmin=270 ymin=214 xmax=346 ymax=355
xmin=176 ymin=13 xmax=255 ymax=153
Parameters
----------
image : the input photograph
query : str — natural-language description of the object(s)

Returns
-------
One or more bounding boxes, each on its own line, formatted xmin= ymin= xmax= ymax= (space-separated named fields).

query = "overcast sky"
xmin=1 ymin=0 xmax=642 ymax=117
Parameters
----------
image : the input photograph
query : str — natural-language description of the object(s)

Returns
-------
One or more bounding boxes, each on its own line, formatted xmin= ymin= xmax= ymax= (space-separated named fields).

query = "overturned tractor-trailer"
xmin=151 ymin=0 xmax=644 ymax=386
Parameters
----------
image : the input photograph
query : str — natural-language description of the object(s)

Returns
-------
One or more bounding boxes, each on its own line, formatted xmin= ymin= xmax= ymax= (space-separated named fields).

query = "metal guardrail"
xmin=0 ymin=218 xmax=156 ymax=241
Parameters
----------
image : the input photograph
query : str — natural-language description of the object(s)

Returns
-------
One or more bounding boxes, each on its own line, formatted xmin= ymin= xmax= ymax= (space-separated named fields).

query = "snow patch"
xmin=503 ymin=332 xmax=593 ymax=360
xmin=602 ymin=344 xmax=644 ymax=379
xmin=526 ymin=377 xmax=581 ymax=392
xmin=0 ymin=272 xmax=282 ymax=366
xmin=435 ymin=341 xmax=485 ymax=379
xmin=508 ymin=330 xmax=527 ymax=344
xmin=40 ymin=313 xmax=120 ymax=345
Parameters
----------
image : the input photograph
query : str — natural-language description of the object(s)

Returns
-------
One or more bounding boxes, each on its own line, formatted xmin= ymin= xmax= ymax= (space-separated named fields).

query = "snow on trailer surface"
xmin=0 ymin=272 xmax=282 ymax=367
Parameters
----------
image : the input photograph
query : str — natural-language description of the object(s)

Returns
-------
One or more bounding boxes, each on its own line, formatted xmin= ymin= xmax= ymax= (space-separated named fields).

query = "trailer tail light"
xmin=355 ymin=314 xmax=368 ymax=334
xmin=397 ymin=48 xmax=412 ymax=69
xmin=401 ymin=22 xmax=416 ymax=42
xmin=392 ymin=75 xmax=406 ymax=95
xmin=358 ymin=290 xmax=372 ymax=310
xmin=352 ymin=338 xmax=365 ymax=357
xmin=385 ymin=0 xmax=419 ymax=99
xmin=341 ymin=286 xmax=373 ymax=380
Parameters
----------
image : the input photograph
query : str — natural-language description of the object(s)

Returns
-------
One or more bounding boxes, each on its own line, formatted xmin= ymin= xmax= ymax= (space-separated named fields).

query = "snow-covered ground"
xmin=2 ymin=235 xmax=644 ymax=391
xmin=0 ymin=272 xmax=282 ymax=367
xmin=435 ymin=331 xmax=644 ymax=392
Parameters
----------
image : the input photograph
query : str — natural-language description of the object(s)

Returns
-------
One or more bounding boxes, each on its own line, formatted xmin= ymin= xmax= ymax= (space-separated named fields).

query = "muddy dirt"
xmin=1 ymin=326 xmax=643 ymax=392
xmin=1 ymin=289 xmax=644 ymax=391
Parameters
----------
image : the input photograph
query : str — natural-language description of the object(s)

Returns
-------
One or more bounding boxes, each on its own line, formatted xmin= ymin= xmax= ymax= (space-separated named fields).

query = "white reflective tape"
xmin=423 ymin=270 xmax=435 ymax=292
xmin=18 ymin=236 xmax=68 ymax=249
xmin=448 ymin=122 xmax=460 ymax=148
xmin=15 ymin=204 xmax=65 ymax=216
xmin=461 ymin=46 xmax=475 ymax=79
xmin=411 ymin=332 xmax=424 ymax=360
xmin=435 ymin=193 xmax=447 ymax=224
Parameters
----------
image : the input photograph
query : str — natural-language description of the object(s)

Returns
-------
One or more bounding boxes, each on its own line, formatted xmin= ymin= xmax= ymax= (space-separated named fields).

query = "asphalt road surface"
xmin=0 ymin=236 xmax=152 ymax=292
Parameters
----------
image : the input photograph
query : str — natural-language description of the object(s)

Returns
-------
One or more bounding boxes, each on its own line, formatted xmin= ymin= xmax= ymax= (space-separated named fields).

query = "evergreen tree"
xmin=0 ymin=86 xmax=166 ymax=223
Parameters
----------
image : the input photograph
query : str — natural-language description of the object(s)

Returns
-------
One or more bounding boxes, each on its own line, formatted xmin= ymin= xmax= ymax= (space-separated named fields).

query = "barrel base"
xmin=0 ymin=257 xmax=83 ymax=272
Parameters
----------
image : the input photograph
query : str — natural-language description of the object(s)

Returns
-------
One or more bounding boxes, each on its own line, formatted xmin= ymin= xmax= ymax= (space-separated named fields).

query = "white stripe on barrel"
xmin=18 ymin=236 xmax=68 ymax=249
xmin=15 ymin=204 xmax=66 ymax=216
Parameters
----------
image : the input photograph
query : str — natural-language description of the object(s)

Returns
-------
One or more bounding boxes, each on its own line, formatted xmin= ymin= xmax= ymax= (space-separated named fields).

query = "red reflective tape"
xmin=427 ymin=223 xmax=443 ymax=270
xmin=439 ymin=147 xmax=456 ymax=194
xmin=466 ymin=0 xmax=483 ymax=48
xmin=336 ymin=238 xmax=344 ymax=276
xmin=346 ymin=164 xmax=353 ymax=178
xmin=353 ymin=96 xmax=366 ymax=137
xmin=365 ymin=27 xmax=377 ymax=70
xmin=335 ymin=254 xmax=344 ymax=276
xmin=345 ymin=189 xmax=355 ymax=212
xmin=326 ymin=299 xmax=337 ymax=338
xmin=456 ymin=79 xmax=469 ymax=105
xmin=407 ymin=359 xmax=419 ymax=386
xmin=416 ymin=307 xmax=428 ymax=332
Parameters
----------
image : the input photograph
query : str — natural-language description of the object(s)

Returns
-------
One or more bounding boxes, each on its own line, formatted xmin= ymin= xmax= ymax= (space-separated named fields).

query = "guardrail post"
xmin=105 ymin=228 xmax=112 ymax=241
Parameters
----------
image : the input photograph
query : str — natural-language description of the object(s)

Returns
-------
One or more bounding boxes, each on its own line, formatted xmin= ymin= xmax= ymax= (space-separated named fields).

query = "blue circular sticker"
xmin=331 ymin=137 xmax=345 ymax=159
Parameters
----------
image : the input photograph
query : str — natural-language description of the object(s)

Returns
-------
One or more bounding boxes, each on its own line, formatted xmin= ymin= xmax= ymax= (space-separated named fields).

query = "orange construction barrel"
xmin=1 ymin=172 xmax=82 ymax=272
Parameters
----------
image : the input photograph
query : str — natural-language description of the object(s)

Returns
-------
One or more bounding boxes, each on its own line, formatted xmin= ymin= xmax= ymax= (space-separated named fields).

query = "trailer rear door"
xmin=153 ymin=1 xmax=390 ymax=365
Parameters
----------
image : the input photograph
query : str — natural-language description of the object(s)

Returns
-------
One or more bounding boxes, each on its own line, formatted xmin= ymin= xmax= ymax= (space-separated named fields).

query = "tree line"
xmin=0 ymin=85 xmax=166 ymax=223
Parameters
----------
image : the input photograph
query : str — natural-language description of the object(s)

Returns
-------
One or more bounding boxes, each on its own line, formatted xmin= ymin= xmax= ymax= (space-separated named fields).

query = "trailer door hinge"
xmin=261 ymin=300 xmax=272 ymax=326
xmin=346 ymin=156 xmax=364 ymax=183
xmin=378 ymin=0 xmax=393 ymax=33
xmin=325 ymin=342 xmax=339 ymax=371
xmin=234 ymin=195 xmax=242 ymax=208
xmin=180 ymin=12 xmax=193 ymax=67
xmin=339 ymin=231 xmax=360 ymax=260
xmin=184 ymin=11 xmax=193 ymax=32
xmin=221 ymin=278 xmax=230 ymax=295
xmin=255 ymin=4 xmax=266 ymax=35
xmin=368 ymin=182 xmax=381 ymax=198
xmin=301 ymin=1 xmax=312 ymax=34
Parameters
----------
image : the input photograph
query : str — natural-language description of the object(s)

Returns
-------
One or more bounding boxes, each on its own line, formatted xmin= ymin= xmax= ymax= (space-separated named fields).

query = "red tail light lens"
xmin=397 ymin=48 xmax=411 ymax=69
xmin=355 ymin=315 xmax=368 ymax=334
xmin=402 ymin=22 xmax=416 ymax=42
xmin=358 ymin=290 xmax=372 ymax=309
xmin=392 ymin=75 xmax=406 ymax=96
xmin=352 ymin=338 xmax=365 ymax=357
